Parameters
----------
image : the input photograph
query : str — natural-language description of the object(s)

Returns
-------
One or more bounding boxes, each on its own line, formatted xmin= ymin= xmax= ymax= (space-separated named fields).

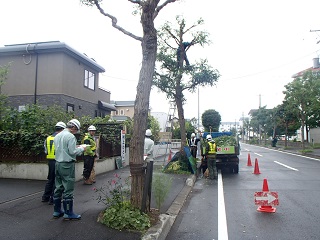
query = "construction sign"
xmin=254 ymin=191 xmax=279 ymax=206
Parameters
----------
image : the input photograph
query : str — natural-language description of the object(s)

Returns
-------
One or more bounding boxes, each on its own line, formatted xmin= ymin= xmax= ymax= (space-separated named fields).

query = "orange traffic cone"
xmin=262 ymin=178 xmax=269 ymax=191
xmin=253 ymin=158 xmax=261 ymax=174
xmin=257 ymin=179 xmax=276 ymax=213
xmin=167 ymin=150 xmax=172 ymax=162
xmin=247 ymin=153 xmax=252 ymax=166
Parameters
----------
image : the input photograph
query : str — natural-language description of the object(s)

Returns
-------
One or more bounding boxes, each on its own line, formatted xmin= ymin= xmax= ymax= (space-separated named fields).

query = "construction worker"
xmin=199 ymin=132 xmax=208 ymax=177
xmin=53 ymin=119 xmax=86 ymax=220
xmin=188 ymin=133 xmax=200 ymax=158
xmin=41 ymin=121 xmax=66 ymax=204
xmin=144 ymin=129 xmax=154 ymax=162
xmin=205 ymin=134 xmax=218 ymax=180
xmin=81 ymin=125 xmax=97 ymax=185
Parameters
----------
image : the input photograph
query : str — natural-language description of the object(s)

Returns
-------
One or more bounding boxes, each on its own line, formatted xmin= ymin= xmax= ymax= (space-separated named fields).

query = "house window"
xmin=120 ymin=109 xmax=124 ymax=115
xmin=84 ymin=70 xmax=95 ymax=90
xmin=67 ymin=103 xmax=74 ymax=113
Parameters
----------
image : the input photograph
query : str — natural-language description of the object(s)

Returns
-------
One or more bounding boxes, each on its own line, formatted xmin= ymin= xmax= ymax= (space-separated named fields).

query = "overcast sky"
xmin=1 ymin=0 xmax=320 ymax=122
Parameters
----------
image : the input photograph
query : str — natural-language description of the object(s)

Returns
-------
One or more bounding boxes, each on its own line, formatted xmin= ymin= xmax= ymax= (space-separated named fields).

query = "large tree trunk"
xmin=175 ymin=85 xmax=187 ymax=151
xmin=129 ymin=3 xmax=157 ymax=209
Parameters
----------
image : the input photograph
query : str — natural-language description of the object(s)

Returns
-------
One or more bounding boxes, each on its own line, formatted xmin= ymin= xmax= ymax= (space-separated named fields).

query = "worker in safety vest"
xmin=199 ymin=132 xmax=208 ymax=176
xmin=205 ymin=134 xmax=218 ymax=180
xmin=81 ymin=125 xmax=97 ymax=185
xmin=41 ymin=121 xmax=66 ymax=204
xmin=188 ymin=133 xmax=200 ymax=158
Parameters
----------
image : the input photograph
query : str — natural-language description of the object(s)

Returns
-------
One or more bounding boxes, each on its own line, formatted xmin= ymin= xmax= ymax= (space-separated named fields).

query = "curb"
xmin=142 ymin=174 xmax=196 ymax=240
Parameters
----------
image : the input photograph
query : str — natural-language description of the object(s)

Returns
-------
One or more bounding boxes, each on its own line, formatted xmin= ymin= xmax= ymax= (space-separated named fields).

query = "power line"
xmin=101 ymin=49 xmax=320 ymax=83
xmin=221 ymin=49 xmax=320 ymax=82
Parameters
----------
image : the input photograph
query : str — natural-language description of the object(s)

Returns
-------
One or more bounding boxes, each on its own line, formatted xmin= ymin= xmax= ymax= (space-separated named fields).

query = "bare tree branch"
xmin=93 ymin=0 xmax=143 ymax=41
xmin=183 ymin=24 xmax=197 ymax=35
xmin=128 ymin=0 xmax=141 ymax=3
xmin=154 ymin=0 xmax=177 ymax=19
xmin=164 ymin=27 xmax=179 ymax=45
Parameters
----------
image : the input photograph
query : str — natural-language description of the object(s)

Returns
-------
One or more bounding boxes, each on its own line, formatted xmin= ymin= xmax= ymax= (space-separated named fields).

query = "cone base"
xmin=257 ymin=206 xmax=276 ymax=213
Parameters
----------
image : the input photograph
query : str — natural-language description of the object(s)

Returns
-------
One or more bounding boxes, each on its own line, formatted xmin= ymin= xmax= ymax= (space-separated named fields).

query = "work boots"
xmin=83 ymin=179 xmax=93 ymax=185
xmin=52 ymin=198 xmax=64 ymax=218
xmin=63 ymin=198 xmax=81 ymax=220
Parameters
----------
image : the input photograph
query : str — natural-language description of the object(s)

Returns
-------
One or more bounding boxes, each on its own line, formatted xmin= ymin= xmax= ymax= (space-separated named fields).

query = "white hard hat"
xmin=145 ymin=129 xmax=152 ymax=136
xmin=206 ymin=134 xmax=212 ymax=140
xmin=55 ymin=121 xmax=66 ymax=129
xmin=68 ymin=119 xmax=81 ymax=130
xmin=88 ymin=125 xmax=96 ymax=131
xmin=191 ymin=133 xmax=195 ymax=138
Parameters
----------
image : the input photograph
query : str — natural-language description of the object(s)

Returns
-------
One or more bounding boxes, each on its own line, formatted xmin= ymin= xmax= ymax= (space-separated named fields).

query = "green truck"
xmin=203 ymin=132 xmax=240 ymax=173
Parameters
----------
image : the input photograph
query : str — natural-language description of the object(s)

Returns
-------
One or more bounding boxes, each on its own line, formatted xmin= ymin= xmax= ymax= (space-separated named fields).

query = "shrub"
xmin=94 ymin=173 xmax=150 ymax=232
xmin=100 ymin=201 xmax=150 ymax=231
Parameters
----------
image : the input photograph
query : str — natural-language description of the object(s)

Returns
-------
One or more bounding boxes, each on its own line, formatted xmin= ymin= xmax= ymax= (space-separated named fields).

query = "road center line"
xmin=0 ymin=191 xmax=42 ymax=205
xmin=255 ymin=152 xmax=263 ymax=157
xmin=218 ymin=171 xmax=228 ymax=240
xmin=274 ymin=161 xmax=299 ymax=171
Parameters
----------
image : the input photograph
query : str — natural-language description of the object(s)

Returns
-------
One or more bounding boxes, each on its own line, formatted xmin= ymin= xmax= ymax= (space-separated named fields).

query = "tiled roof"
xmin=110 ymin=100 xmax=135 ymax=106
xmin=292 ymin=67 xmax=320 ymax=78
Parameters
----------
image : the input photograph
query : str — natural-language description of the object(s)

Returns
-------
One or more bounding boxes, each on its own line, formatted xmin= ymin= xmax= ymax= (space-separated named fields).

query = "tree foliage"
xmin=283 ymin=71 xmax=320 ymax=148
xmin=153 ymin=16 xmax=220 ymax=148
xmin=147 ymin=114 xmax=161 ymax=142
xmin=201 ymin=109 xmax=221 ymax=132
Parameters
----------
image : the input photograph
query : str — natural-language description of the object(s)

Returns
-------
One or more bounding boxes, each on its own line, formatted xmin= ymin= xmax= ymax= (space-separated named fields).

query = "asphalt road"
xmin=166 ymin=143 xmax=320 ymax=240
xmin=0 ymin=162 xmax=189 ymax=240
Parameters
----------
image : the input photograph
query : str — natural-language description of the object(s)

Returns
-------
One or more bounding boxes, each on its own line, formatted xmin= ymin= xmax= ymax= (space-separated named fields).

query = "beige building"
xmin=111 ymin=100 xmax=135 ymax=119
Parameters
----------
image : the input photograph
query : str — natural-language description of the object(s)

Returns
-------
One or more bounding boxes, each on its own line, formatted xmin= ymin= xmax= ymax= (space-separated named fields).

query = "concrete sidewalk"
xmin=0 ymin=161 xmax=195 ymax=240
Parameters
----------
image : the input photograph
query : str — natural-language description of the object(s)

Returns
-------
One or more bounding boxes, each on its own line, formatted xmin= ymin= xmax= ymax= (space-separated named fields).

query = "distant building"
xmin=219 ymin=121 xmax=241 ymax=132
xmin=110 ymin=100 xmax=135 ymax=121
xmin=0 ymin=41 xmax=116 ymax=117
xmin=292 ymin=57 xmax=320 ymax=78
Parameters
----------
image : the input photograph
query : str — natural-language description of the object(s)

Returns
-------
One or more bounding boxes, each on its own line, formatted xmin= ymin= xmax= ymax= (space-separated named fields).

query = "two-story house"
xmin=110 ymin=100 xmax=135 ymax=121
xmin=0 ymin=41 xmax=116 ymax=117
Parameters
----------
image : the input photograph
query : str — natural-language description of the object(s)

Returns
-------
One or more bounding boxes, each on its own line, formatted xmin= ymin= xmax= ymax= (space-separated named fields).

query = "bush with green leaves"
xmin=94 ymin=173 xmax=150 ymax=232
xmin=101 ymin=200 xmax=150 ymax=231
xmin=0 ymin=103 xmax=123 ymax=157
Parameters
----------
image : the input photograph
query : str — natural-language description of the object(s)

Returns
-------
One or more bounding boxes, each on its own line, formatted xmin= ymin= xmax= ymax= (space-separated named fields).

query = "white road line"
xmin=274 ymin=161 xmax=299 ymax=171
xmin=242 ymin=143 xmax=320 ymax=162
xmin=218 ymin=171 xmax=228 ymax=240
xmin=0 ymin=191 xmax=42 ymax=205
xmin=255 ymin=153 xmax=263 ymax=157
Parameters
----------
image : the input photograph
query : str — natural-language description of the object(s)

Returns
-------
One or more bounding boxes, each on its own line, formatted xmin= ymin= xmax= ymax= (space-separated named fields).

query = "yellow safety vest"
xmin=82 ymin=134 xmax=96 ymax=156
xmin=46 ymin=135 xmax=55 ymax=159
xmin=207 ymin=141 xmax=217 ymax=155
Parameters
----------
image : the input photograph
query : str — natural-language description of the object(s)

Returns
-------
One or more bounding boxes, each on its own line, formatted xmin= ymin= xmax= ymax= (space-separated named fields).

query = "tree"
xmin=172 ymin=119 xmax=195 ymax=139
xmin=81 ymin=0 xmax=179 ymax=209
xmin=202 ymin=109 xmax=221 ymax=132
xmin=283 ymin=71 xmax=320 ymax=149
xmin=153 ymin=16 xmax=220 ymax=149
xmin=275 ymin=102 xmax=300 ymax=147
xmin=147 ymin=114 xmax=160 ymax=142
